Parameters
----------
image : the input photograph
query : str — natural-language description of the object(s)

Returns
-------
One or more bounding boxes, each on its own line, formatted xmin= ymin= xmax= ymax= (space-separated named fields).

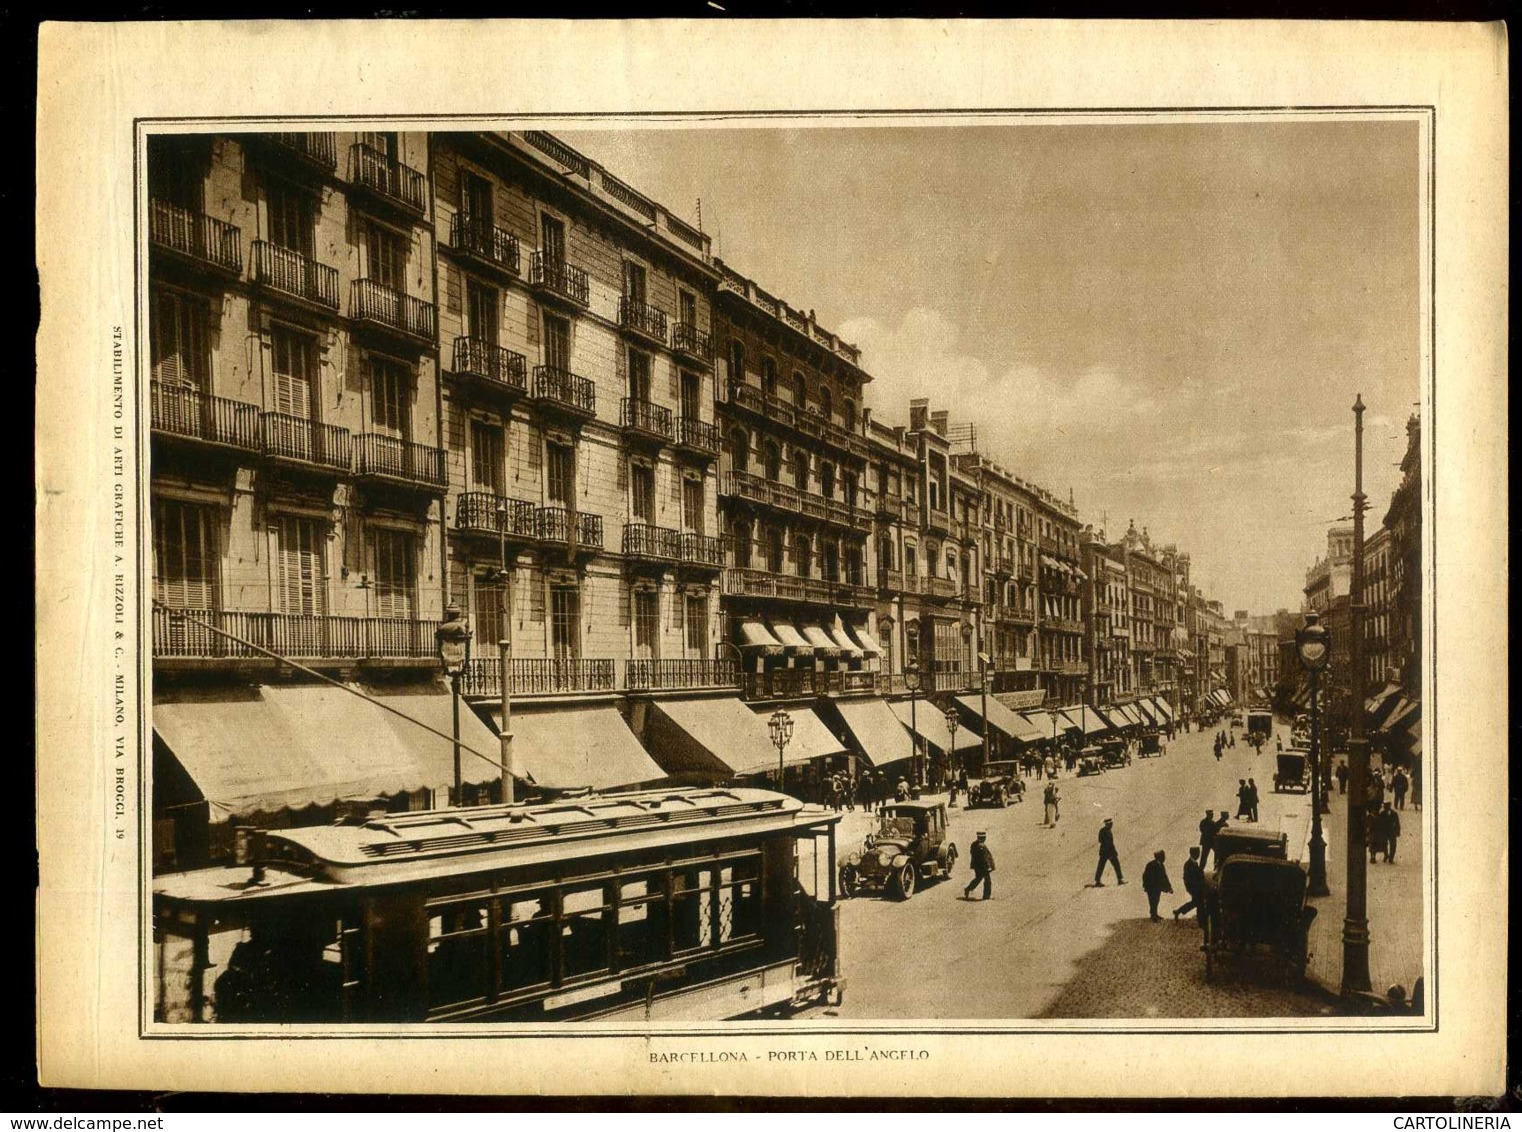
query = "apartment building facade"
xmin=1081 ymin=529 xmax=1132 ymax=706
xmin=1034 ymin=489 xmax=1087 ymax=704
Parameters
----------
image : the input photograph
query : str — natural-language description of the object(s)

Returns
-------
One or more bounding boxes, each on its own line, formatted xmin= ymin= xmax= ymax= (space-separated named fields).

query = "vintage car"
xmin=1273 ymin=750 xmax=1311 ymax=794
xmin=1076 ymin=748 xmax=1106 ymax=777
xmin=967 ymin=761 xmax=1024 ymax=808
xmin=1212 ymin=825 xmax=1290 ymax=868
xmin=1247 ymin=709 xmax=1275 ymax=740
xmin=1202 ymin=855 xmax=1317 ymax=983
xmin=1098 ymin=739 xmax=1131 ymax=769
xmin=1229 ymin=711 xmax=1245 ymax=728
xmin=838 ymin=800 xmax=957 ymax=900
xmin=1138 ymin=732 xmax=1165 ymax=758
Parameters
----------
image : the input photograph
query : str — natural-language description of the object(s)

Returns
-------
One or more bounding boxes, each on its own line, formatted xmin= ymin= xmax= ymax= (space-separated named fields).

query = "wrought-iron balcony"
xmin=258 ymin=413 xmax=352 ymax=474
xmin=618 ymin=297 xmax=668 ymax=345
xmin=348 ymin=142 xmax=428 ymax=218
xmin=620 ymin=397 xmax=674 ymax=444
xmin=149 ymin=383 xmax=260 ymax=452
xmin=621 ymin=522 xmax=682 ymax=562
xmin=1046 ymin=616 xmax=1086 ymax=635
xmin=680 ymin=532 xmax=726 ymax=570
xmin=532 ymin=366 xmax=596 ymax=421
xmin=671 ymin=322 xmax=713 ymax=365
xmin=529 ymin=252 xmax=589 ymax=307
xmin=153 ymin=607 xmax=440 ymax=664
xmin=449 ymin=213 xmax=520 ymax=277
xmin=674 ymin=416 xmax=721 ymax=459
xmin=535 ymin=506 xmax=603 ymax=551
xmin=450 ymin=337 xmax=527 ymax=398
xmin=351 ymin=280 xmax=436 ymax=342
xmin=926 ymin=576 xmax=961 ymax=600
xmin=625 ymin=658 xmax=740 ymax=693
xmin=739 ymin=669 xmax=818 ymax=703
xmin=454 ymin=491 xmax=536 ymax=541
xmin=878 ymin=568 xmax=905 ymax=592
xmin=458 ymin=656 xmax=617 ymax=698
xmin=149 ymin=200 xmax=242 ymax=277
xmin=353 ymin=434 xmax=448 ymax=491
xmin=992 ymin=553 xmax=1015 ymax=577
xmin=261 ymin=132 xmax=339 ymax=173
xmin=720 ymin=567 xmax=871 ymax=610
xmin=925 ymin=506 xmax=952 ymax=535
xmin=251 ymin=241 xmax=340 ymax=311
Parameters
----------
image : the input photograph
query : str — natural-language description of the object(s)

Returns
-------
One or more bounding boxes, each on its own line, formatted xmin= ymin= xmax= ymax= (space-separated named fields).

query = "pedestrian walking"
xmin=1229 ymin=731 xmax=1236 ymax=749
xmin=1044 ymin=754 xmax=1057 ymax=780
xmin=1198 ymin=809 xmax=1227 ymax=869
xmin=1276 ymin=735 xmax=1283 ymax=752
xmin=895 ymin=776 xmax=909 ymax=803
xmin=1393 ymin=768 xmax=1409 ymax=810
xmin=1093 ymin=818 xmax=1125 ymax=886
xmin=1173 ymin=847 xmax=1206 ymax=922
xmin=1380 ymin=803 xmax=1402 ymax=862
xmin=1142 ymin=850 xmax=1173 ymax=921
xmin=1411 ymin=762 xmax=1422 ymax=811
xmin=1043 ymin=781 xmax=1061 ymax=826
xmin=963 ymin=831 xmax=994 ymax=900
xmin=1336 ymin=761 xmax=1349 ymax=795
xmin=1235 ymin=779 xmax=1252 ymax=820
xmin=1247 ymin=778 xmax=1260 ymax=823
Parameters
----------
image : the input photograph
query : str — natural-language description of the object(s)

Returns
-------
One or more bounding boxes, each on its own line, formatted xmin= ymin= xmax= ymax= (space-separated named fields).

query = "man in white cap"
xmin=963 ymin=830 xmax=995 ymax=901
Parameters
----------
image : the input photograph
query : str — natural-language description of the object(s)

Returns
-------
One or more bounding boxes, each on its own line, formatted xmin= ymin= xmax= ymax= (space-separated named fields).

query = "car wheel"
xmin=892 ymin=863 xmax=917 ymax=900
xmin=839 ymin=865 xmax=857 ymax=899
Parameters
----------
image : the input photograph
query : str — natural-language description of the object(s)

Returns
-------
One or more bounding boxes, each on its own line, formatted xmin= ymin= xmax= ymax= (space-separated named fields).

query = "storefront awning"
xmin=957 ymin=695 xmax=1044 ymax=744
xmin=487 ymin=704 xmax=666 ymax=790
xmin=1021 ymin=710 xmax=1065 ymax=740
xmin=752 ymin=705 xmax=848 ymax=763
xmin=1365 ymin=684 xmax=1404 ymax=727
xmin=825 ymin=624 xmax=864 ymax=660
xmin=153 ymin=682 xmax=503 ymax=820
xmin=846 ymin=623 xmax=882 ymax=658
xmin=1104 ymin=704 xmax=1139 ymax=729
xmin=836 ymin=697 xmax=916 ymax=769
xmin=891 ymin=700 xmax=981 ymax=752
xmin=1060 ymin=705 xmax=1110 ymax=736
xmin=736 ymin=619 xmax=784 ymax=655
xmin=1040 ymin=554 xmax=1061 ymax=570
xmin=644 ymin=696 xmax=798 ymax=779
xmin=769 ymin=621 xmax=813 ymax=655
xmin=1383 ymin=697 xmax=1421 ymax=733
xmin=799 ymin=622 xmax=841 ymax=657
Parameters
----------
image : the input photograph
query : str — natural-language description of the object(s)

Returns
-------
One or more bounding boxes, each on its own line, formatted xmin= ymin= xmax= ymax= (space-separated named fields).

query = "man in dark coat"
xmin=1142 ymin=850 xmax=1173 ymax=921
xmin=1199 ymin=810 xmax=1229 ymax=869
xmin=1173 ymin=846 xmax=1206 ymax=921
xmin=1247 ymin=778 xmax=1260 ymax=823
xmin=1393 ymin=768 xmax=1409 ymax=810
xmin=1236 ymin=779 xmax=1252 ymax=819
xmin=1380 ymin=803 xmax=1402 ymax=862
xmin=963 ymin=831 xmax=994 ymax=900
xmin=1336 ymin=761 xmax=1349 ymax=795
xmin=1093 ymin=818 xmax=1125 ymax=886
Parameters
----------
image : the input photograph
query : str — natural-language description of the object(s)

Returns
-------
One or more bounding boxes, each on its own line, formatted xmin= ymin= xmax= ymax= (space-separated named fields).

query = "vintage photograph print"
xmin=144 ymin=114 xmax=1431 ymax=1030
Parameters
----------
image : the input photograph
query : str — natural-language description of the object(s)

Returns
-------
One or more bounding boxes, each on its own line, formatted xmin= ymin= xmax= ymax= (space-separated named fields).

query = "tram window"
xmin=560 ymin=885 xmax=612 ymax=981
xmin=616 ymin=877 xmax=669 ymax=972
xmin=672 ymin=868 xmax=714 ymax=954
xmin=499 ymin=893 xmax=553 ymax=994
xmin=718 ymin=858 xmax=762 ymax=943
xmin=427 ymin=901 xmax=490 ymax=1009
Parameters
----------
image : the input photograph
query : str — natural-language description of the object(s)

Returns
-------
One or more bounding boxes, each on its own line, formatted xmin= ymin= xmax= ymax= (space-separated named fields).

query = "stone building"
xmin=1034 ymin=487 xmax=1087 ymax=705
xmin=1383 ymin=414 xmax=1422 ymax=695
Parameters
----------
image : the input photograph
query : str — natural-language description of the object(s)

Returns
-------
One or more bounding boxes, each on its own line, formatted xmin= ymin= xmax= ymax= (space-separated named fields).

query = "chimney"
xmin=909 ymin=399 xmax=929 ymax=431
xmin=930 ymin=410 xmax=949 ymax=437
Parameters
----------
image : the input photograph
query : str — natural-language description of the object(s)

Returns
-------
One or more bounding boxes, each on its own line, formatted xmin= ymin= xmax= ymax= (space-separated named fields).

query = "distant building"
xmin=1384 ymin=414 xmax=1422 ymax=695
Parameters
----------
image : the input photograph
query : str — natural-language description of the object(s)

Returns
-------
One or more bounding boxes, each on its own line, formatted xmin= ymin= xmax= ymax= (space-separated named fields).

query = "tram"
xmin=154 ymin=788 xmax=843 ymax=1024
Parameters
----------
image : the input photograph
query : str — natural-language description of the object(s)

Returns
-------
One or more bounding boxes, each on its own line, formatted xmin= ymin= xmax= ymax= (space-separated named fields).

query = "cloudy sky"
xmin=560 ymin=119 xmax=1421 ymax=614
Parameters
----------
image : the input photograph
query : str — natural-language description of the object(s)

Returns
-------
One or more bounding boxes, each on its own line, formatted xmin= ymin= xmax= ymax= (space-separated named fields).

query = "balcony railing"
xmin=149 ymin=200 xmax=242 ymax=275
xmin=926 ymin=507 xmax=951 ymax=535
xmin=149 ymin=383 xmax=260 ymax=451
xmin=251 ymin=241 xmax=341 ymax=310
xmin=153 ymin=607 xmax=439 ymax=661
xmin=622 ymin=522 xmax=682 ymax=561
xmin=680 ymin=532 xmax=726 ymax=568
xmin=672 ymin=323 xmax=713 ymax=363
xmin=348 ymin=142 xmax=428 ymax=216
xmin=454 ymin=491 xmax=536 ymax=540
xmin=675 ymin=416 xmax=722 ymax=458
xmin=532 ymin=366 xmax=596 ymax=418
xmin=875 ymin=495 xmax=907 ymax=521
xmin=458 ymin=656 xmax=617 ymax=698
xmin=354 ymin=434 xmax=448 ymax=490
xmin=450 ymin=213 xmax=520 ymax=274
xmin=451 ymin=337 xmax=527 ymax=395
xmin=625 ymin=658 xmax=740 ymax=692
xmin=740 ymin=669 xmax=817 ymax=702
xmin=926 ymin=576 xmax=960 ymax=600
xmin=535 ymin=507 xmax=604 ymax=550
xmin=992 ymin=554 xmax=1015 ymax=576
xmin=878 ymin=568 xmax=905 ymax=592
xmin=351 ymin=279 xmax=436 ymax=341
xmin=1046 ymin=617 xmax=1085 ymax=635
xmin=529 ymin=252 xmax=589 ymax=306
xmin=723 ymin=380 xmax=864 ymax=458
xmin=258 ymin=413 xmax=352 ymax=473
xmin=620 ymin=397 xmax=674 ymax=442
xmin=265 ymin=132 xmax=339 ymax=171
xmin=619 ymin=297 xmax=668 ymax=344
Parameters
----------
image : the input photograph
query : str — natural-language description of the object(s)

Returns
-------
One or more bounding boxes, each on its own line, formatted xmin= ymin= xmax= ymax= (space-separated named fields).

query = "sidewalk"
xmin=1300 ymin=790 xmax=1427 ymax=999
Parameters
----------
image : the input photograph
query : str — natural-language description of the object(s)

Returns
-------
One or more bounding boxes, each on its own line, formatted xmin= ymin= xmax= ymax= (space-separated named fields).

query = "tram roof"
xmin=155 ymin=788 xmax=841 ymax=903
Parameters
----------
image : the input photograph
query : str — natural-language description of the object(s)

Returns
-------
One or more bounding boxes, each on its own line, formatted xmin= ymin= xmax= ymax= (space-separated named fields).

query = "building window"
xmin=791 ymin=449 xmax=809 ymax=492
xmin=905 ymin=544 xmax=918 ymax=576
xmin=467 ymin=280 xmax=499 ymax=344
xmin=792 ymin=535 xmax=813 ymax=578
xmin=794 ymin=372 xmax=807 ymax=407
xmin=819 ymin=462 xmax=835 ymax=499
xmin=728 ymin=429 xmax=750 ymax=475
xmin=762 ymin=358 xmax=778 ymax=398
xmin=843 ymin=471 xmax=858 ymax=510
xmin=627 ymin=347 xmax=651 ymax=403
xmin=148 ymin=137 xmax=205 ymax=212
xmin=469 ymin=420 xmax=504 ymax=494
xmin=369 ymin=356 xmax=410 ymax=438
xmin=271 ymin=326 xmax=318 ymax=419
xmin=822 ymin=541 xmax=840 ymax=583
xmin=630 ymin=462 xmax=655 ymax=523
xmin=878 ymin=538 xmax=893 ymax=571
xmin=276 ymin=515 xmax=326 ymax=616
xmin=364 ymin=222 xmax=407 ymax=291
xmin=682 ymin=477 xmax=704 ymax=534
xmin=546 ymin=441 xmax=574 ymax=506
xmin=633 ymin=589 xmax=659 ymax=660
xmin=267 ymin=182 xmax=315 ymax=257
xmin=730 ymin=519 xmax=752 ymax=569
xmin=679 ymin=371 xmax=701 ymax=422
xmin=728 ymin=340 xmax=745 ymax=385
xmin=462 ymin=171 xmax=494 ymax=228
xmin=685 ymin=592 xmax=708 ymax=654
xmin=153 ymin=500 xmax=217 ymax=609
xmin=844 ymin=398 xmax=856 ymax=430
xmin=540 ymin=213 xmax=566 ymax=265
xmin=763 ymin=441 xmax=782 ymax=482
xmin=472 ymin=577 xmax=505 ymax=646
xmin=623 ymin=261 xmax=648 ymax=307
xmin=542 ymin=312 xmax=571 ymax=372
xmin=150 ymin=288 xmax=208 ymax=391
xmin=550 ymin=584 xmax=580 ymax=660
xmin=766 ymin=528 xmax=785 ymax=574
xmin=371 ymin=527 xmax=416 ymax=618
xmin=819 ymin=385 xmax=833 ymax=422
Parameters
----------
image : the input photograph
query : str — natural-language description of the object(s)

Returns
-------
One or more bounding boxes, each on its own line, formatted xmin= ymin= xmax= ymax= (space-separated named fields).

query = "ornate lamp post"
xmin=1296 ymin=610 xmax=1331 ymax=897
xmin=1343 ymin=394 xmax=1374 ymax=996
xmin=944 ymin=706 xmax=961 ymax=792
xmin=767 ymin=708 xmax=794 ymax=793
xmin=435 ymin=603 xmax=472 ymax=807
xmin=978 ymin=649 xmax=992 ymax=774
xmin=903 ymin=660 xmax=922 ymax=790
xmin=494 ymin=499 xmax=516 ymax=805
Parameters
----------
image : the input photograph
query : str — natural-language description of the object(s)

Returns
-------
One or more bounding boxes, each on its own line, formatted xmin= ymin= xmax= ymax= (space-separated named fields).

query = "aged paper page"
xmin=36 ymin=19 xmax=1507 ymax=1097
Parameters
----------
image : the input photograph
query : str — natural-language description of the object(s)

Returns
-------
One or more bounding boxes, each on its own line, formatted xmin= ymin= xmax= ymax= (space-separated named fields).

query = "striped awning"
xmin=799 ymin=623 xmax=841 ymax=657
xmin=737 ymin=620 xmax=784 ymax=655
xmin=769 ymin=621 xmax=813 ymax=655
xmin=846 ymin=623 xmax=883 ymax=658
xmin=825 ymin=624 xmax=864 ymax=660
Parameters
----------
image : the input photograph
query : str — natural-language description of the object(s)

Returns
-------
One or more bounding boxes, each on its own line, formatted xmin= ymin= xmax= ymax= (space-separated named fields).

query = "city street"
xmin=819 ymin=722 xmax=1353 ymax=1019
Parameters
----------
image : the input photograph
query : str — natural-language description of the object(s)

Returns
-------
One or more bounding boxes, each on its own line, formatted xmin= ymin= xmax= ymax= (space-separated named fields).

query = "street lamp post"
xmin=1297 ymin=610 xmax=1331 ymax=897
xmin=1343 ymin=394 xmax=1374 ymax=996
xmin=495 ymin=499 xmax=516 ymax=805
xmin=904 ymin=660 xmax=922 ymax=790
xmin=944 ymin=706 xmax=961 ymax=792
xmin=767 ymin=709 xmax=794 ymax=794
xmin=978 ymin=649 xmax=992 ymax=774
xmin=435 ymin=603 xmax=472 ymax=807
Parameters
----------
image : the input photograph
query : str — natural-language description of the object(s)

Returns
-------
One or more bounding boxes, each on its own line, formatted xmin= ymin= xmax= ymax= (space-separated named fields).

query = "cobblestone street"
xmin=815 ymin=722 xmax=1392 ymax=1020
